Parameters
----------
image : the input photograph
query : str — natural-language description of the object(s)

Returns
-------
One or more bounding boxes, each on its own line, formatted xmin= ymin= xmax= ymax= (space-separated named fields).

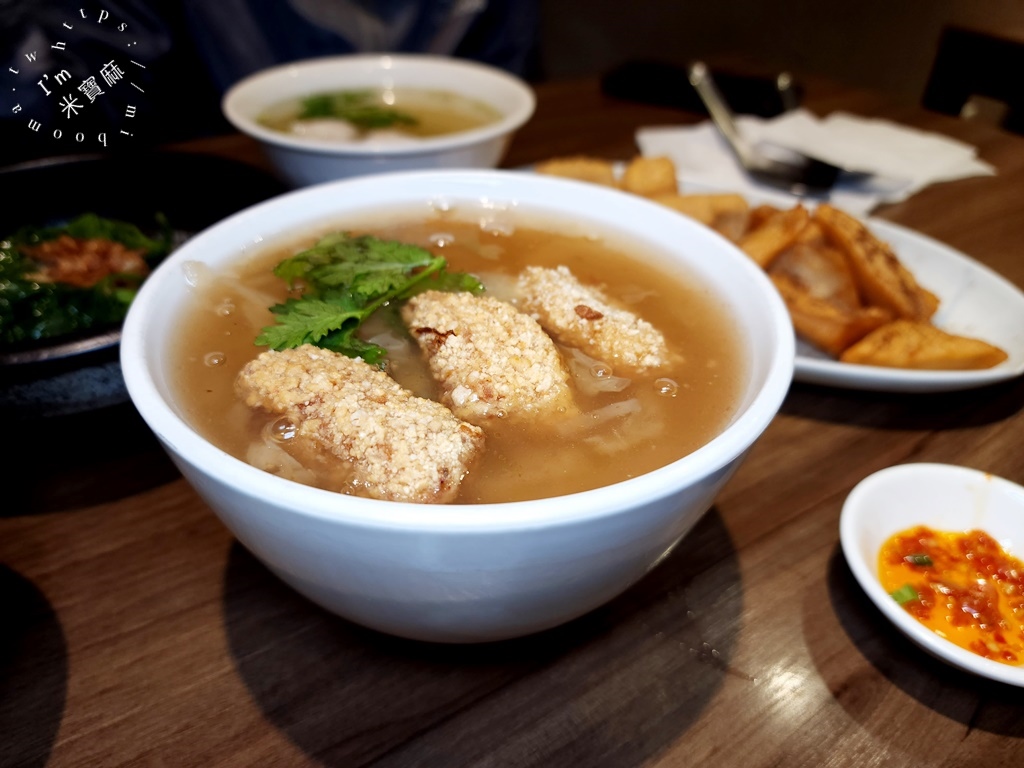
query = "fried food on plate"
xmin=814 ymin=204 xmax=939 ymax=322
xmin=620 ymin=155 xmax=678 ymax=197
xmin=768 ymin=239 xmax=861 ymax=311
xmin=650 ymin=192 xmax=750 ymax=240
xmin=534 ymin=155 xmax=618 ymax=187
xmin=746 ymin=204 xmax=783 ymax=233
xmin=531 ymin=152 xmax=1009 ymax=370
xmin=738 ymin=205 xmax=810 ymax=269
xmin=839 ymin=320 xmax=1010 ymax=370
xmin=771 ymin=272 xmax=892 ymax=357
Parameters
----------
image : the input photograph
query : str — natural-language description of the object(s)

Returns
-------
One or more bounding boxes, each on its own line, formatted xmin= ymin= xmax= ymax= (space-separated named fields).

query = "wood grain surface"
xmin=3 ymin=76 xmax=1024 ymax=768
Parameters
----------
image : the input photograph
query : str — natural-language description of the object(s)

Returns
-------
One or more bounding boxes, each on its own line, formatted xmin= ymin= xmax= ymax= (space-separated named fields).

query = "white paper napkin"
xmin=636 ymin=109 xmax=996 ymax=216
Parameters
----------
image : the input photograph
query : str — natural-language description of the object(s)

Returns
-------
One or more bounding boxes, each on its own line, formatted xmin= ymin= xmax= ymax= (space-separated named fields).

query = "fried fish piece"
xmin=235 ymin=344 xmax=484 ymax=504
xmin=401 ymin=290 xmax=578 ymax=424
xmin=838 ymin=319 xmax=1009 ymax=370
xmin=814 ymin=204 xmax=939 ymax=321
xmin=516 ymin=265 xmax=671 ymax=374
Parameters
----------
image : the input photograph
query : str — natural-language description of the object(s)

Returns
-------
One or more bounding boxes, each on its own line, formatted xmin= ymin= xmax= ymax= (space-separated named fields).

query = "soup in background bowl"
xmin=257 ymin=87 xmax=503 ymax=143
xmin=222 ymin=54 xmax=535 ymax=187
xmin=121 ymin=169 xmax=794 ymax=642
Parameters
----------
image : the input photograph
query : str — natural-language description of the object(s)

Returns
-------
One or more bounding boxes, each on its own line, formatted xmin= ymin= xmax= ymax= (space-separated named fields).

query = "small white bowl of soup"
xmin=222 ymin=54 xmax=535 ymax=187
xmin=120 ymin=169 xmax=794 ymax=643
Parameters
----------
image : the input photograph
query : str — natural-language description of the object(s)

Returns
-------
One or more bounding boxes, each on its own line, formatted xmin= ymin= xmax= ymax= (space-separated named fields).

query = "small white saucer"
xmin=839 ymin=462 xmax=1024 ymax=687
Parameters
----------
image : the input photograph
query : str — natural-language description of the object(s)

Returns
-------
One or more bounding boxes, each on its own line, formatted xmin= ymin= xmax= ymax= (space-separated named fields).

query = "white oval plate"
xmin=839 ymin=463 xmax=1024 ymax=687
xmin=676 ymin=181 xmax=1024 ymax=392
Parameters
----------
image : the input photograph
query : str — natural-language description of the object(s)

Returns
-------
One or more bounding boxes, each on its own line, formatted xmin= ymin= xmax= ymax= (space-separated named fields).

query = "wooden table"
xmin=4 ymin=77 xmax=1024 ymax=768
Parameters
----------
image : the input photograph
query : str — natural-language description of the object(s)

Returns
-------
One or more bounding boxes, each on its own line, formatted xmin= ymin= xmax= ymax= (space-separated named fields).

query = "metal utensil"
xmin=687 ymin=61 xmax=849 ymax=195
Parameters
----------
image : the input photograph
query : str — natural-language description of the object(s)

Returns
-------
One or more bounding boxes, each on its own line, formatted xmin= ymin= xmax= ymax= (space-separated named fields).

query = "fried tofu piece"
xmin=814 ymin=204 xmax=939 ymax=321
xmin=620 ymin=155 xmax=678 ymax=197
xmin=515 ymin=265 xmax=671 ymax=374
xmin=791 ymin=220 xmax=826 ymax=246
xmin=649 ymin=193 xmax=716 ymax=224
xmin=401 ymin=290 xmax=577 ymax=424
xmin=738 ymin=204 xmax=811 ymax=269
xmin=235 ymin=345 xmax=484 ymax=504
xmin=746 ymin=204 xmax=783 ymax=232
xmin=839 ymin=320 xmax=1009 ymax=370
xmin=650 ymin=192 xmax=750 ymax=241
xmin=533 ymin=156 xmax=618 ymax=187
xmin=768 ymin=241 xmax=861 ymax=312
xmin=771 ymin=273 xmax=892 ymax=357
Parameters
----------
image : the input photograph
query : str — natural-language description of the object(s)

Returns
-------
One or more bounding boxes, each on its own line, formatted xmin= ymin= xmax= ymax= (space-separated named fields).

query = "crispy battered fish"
xmin=515 ymin=265 xmax=671 ymax=374
xmin=235 ymin=344 xmax=484 ymax=503
xmin=401 ymin=290 xmax=577 ymax=424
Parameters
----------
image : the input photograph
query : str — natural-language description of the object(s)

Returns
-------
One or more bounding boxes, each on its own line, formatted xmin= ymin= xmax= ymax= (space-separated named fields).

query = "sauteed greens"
xmin=0 ymin=212 xmax=173 ymax=346
xmin=256 ymin=232 xmax=483 ymax=365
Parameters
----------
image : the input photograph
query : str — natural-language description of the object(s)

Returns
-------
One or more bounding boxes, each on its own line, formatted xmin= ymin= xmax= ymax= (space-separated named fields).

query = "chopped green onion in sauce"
xmin=890 ymin=584 xmax=919 ymax=605
xmin=903 ymin=553 xmax=934 ymax=566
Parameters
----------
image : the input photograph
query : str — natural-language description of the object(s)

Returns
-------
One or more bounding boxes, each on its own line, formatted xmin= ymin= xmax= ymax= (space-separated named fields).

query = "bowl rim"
xmin=121 ymin=168 xmax=795 ymax=532
xmin=839 ymin=462 xmax=1024 ymax=687
xmin=221 ymin=53 xmax=537 ymax=158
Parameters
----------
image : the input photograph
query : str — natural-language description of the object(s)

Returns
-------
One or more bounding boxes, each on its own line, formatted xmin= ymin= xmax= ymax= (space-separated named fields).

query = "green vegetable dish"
xmin=0 ymin=213 xmax=174 ymax=348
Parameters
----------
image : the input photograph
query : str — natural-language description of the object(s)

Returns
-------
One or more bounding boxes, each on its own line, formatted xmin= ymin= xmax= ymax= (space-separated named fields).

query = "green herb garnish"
xmin=903 ymin=553 xmax=933 ymax=567
xmin=299 ymin=90 xmax=417 ymax=130
xmin=0 ymin=212 xmax=173 ymax=346
xmin=255 ymin=232 xmax=483 ymax=365
xmin=890 ymin=584 xmax=920 ymax=605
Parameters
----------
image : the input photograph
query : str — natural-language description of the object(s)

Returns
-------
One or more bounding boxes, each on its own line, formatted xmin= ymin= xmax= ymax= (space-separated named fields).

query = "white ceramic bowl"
xmin=222 ymin=54 xmax=536 ymax=187
xmin=120 ymin=169 xmax=794 ymax=643
xmin=840 ymin=463 xmax=1024 ymax=686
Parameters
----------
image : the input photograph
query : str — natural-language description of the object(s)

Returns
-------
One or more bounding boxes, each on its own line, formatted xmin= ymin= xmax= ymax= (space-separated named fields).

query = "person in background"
xmin=0 ymin=0 xmax=540 ymax=165
xmin=1 ymin=0 xmax=222 ymax=164
xmin=182 ymin=0 xmax=541 ymax=93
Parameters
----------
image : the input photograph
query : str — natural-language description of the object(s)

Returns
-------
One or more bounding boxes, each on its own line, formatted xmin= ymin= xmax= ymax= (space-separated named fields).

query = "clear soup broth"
xmin=258 ymin=87 xmax=502 ymax=140
xmin=171 ymin=207 xmax=747 ymax=504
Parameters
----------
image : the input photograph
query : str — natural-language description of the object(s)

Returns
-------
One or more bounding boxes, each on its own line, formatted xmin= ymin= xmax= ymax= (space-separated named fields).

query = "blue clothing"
xmin=0 ymin=0 xmax=539 ymax=165
xmin=181 ymin=0 xmax=540 ymax=93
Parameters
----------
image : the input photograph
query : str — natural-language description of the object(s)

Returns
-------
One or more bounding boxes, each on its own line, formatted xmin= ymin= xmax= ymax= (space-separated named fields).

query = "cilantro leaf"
xmin=275 ymin=234 xmax=441 ymax=300
xmin=890 ymin=584 xmax=919 ymax=605
xmin=256 ymin=232 xmax=484 ymax=364
xmin=298 ymin=90 xmax=418 ymax=130
xmin=255 ymin=298 xmax=362 ymax=350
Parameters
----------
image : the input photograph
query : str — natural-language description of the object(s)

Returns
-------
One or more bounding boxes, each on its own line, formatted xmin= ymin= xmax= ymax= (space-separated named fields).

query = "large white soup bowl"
xmin=222 ymin=54 xmax=536 ymax=187
xmin=120 ymin=170 xmax=794 ymax=643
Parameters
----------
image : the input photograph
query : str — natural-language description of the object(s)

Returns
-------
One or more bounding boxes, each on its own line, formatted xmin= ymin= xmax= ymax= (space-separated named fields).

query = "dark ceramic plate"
xmin=0 ymin=150 xmax=288 ymax=418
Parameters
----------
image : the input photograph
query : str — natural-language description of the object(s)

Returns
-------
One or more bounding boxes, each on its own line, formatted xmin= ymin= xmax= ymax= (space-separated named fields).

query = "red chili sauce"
xmin=878 ymin=525 xmax=1024 ymax=665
